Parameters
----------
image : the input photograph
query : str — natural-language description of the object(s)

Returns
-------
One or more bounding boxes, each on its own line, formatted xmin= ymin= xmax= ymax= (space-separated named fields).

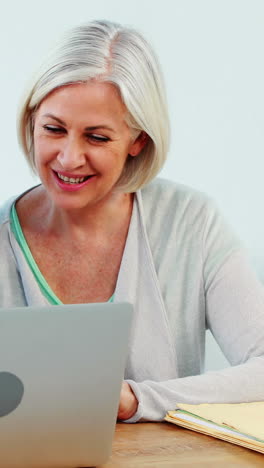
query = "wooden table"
xmin=99 ymin=422 xmax=264 ymax=467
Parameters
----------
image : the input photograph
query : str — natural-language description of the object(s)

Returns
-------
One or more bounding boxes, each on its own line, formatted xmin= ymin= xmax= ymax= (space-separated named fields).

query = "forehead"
xmin=36 ymin=81 xmax=127 ymax=124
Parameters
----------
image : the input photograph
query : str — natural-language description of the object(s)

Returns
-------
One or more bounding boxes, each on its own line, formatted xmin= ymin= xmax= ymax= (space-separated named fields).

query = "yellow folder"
xmin=165 ymin=402 xmax=264 ymax=454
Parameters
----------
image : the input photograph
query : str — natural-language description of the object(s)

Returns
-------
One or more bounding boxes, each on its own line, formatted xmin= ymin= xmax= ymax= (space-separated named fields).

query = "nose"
xmin=57 ymin=135 xmax=87 ymax=170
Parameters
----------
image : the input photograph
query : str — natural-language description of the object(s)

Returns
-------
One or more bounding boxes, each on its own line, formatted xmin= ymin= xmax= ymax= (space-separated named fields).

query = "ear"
xmin=129 ymin=131 xmax=149 ymax=157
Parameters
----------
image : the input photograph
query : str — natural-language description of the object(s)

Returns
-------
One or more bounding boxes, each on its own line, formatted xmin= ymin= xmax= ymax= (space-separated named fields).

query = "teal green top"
xmin=10 ymin=203 xmax=114 ymax=305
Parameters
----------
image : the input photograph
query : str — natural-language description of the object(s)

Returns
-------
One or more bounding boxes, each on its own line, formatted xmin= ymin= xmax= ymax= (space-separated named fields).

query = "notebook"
xmin=165 ymin=401 xmax=264 ymax=454
xmin=0 ymin=302 xmax=133 ymax=467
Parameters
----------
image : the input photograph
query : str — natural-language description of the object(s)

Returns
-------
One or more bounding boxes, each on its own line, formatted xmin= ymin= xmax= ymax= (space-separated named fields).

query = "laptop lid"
xmin=0 ymin=302 xmax=133 ymax=468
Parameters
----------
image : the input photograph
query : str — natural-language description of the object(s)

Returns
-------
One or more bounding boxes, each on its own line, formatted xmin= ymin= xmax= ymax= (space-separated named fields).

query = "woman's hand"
xmin=117 ymin=381 xmax=138 ymax=420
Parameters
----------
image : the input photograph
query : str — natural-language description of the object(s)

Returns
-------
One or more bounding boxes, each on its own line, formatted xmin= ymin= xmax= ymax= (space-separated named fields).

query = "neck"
xmin=29 ymin=187 xmax=134 ymax=243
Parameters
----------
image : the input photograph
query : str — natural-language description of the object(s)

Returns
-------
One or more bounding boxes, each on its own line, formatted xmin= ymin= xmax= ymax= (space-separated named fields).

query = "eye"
xmin=87 ymin=134 xmax=110 ymax=143
xmin=43 ymin=125 xmax=66 ymax=134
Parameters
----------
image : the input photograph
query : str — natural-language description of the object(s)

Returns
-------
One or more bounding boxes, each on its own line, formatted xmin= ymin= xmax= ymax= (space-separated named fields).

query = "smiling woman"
xmin=1 ymin=19 xmax=264 ymax=425
xmin=18 ymin=21 xmax=168 ymax=193
xmin=32 ymin=81 xmax=146 ymax=210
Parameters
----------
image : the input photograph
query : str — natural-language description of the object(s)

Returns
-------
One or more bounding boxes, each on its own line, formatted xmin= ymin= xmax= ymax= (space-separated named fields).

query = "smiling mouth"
xmin=55 ymin=172 xmax=94 ymax=184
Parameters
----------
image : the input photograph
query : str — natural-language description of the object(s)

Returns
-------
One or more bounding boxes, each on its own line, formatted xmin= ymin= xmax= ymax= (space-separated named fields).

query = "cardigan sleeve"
xmin=124 ymin=201 xmax=264 ymax=422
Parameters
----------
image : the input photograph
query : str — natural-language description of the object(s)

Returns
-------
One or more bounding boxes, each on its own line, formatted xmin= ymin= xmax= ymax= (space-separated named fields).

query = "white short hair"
xmin=17 ymin=20 xmax=170 ymax=192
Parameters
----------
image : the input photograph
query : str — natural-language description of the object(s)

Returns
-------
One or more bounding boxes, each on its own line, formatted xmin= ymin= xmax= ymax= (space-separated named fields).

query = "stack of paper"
xmin=165 ymin=401 xmax=264 ymax=454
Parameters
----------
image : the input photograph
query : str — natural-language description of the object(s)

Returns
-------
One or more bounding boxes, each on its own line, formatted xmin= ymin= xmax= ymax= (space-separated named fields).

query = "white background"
xmin=1 ymin=0 xmax=263 ymax=370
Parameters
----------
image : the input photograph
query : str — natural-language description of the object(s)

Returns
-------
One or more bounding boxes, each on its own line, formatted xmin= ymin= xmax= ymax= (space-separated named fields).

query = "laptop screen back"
xmin=0 ymin=302 xmax=133 ymax=467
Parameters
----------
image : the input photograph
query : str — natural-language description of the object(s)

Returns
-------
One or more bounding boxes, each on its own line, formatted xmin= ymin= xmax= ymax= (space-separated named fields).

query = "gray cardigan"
xmin=1 ymin=178 xmax=264 ymax=422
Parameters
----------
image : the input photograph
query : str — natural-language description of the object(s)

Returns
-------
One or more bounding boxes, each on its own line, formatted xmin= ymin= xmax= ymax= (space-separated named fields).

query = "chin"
xmin=44 ymin=180 xmax=116 ymax=211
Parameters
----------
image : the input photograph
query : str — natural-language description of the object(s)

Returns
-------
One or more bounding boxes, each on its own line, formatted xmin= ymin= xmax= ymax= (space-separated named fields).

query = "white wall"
xmin=1 ymin=0 xmax=263 ymax=370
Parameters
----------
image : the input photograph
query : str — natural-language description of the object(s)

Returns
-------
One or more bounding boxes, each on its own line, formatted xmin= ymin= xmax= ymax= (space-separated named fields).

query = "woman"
xmin=0 ymin=20 xmax=264 ymax=422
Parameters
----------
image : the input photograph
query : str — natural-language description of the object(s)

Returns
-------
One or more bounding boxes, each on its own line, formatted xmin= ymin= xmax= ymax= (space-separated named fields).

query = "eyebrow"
xmin=42 ymin=113 xmax=115 ymax=132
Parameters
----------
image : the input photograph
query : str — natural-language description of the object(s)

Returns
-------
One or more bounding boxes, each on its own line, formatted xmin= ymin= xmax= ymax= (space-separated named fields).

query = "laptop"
xmin=0 ymin=302 xmax=133 ymax=467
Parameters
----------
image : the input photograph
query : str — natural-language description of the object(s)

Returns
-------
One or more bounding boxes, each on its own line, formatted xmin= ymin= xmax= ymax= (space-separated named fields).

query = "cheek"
xmin=34 ymin=136 xmax=56 ymax=164
xmin=33 ymin=133 xmax=44 ymax=157
xmin=89 ymin=147 xmax=125 ymax=171
xmin=103 ymin=152 xmax=128 ymax=175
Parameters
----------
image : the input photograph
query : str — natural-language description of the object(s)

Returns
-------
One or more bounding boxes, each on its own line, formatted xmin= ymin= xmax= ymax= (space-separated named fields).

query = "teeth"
xmin=57 ymin=173 xmax=85 ymax=184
